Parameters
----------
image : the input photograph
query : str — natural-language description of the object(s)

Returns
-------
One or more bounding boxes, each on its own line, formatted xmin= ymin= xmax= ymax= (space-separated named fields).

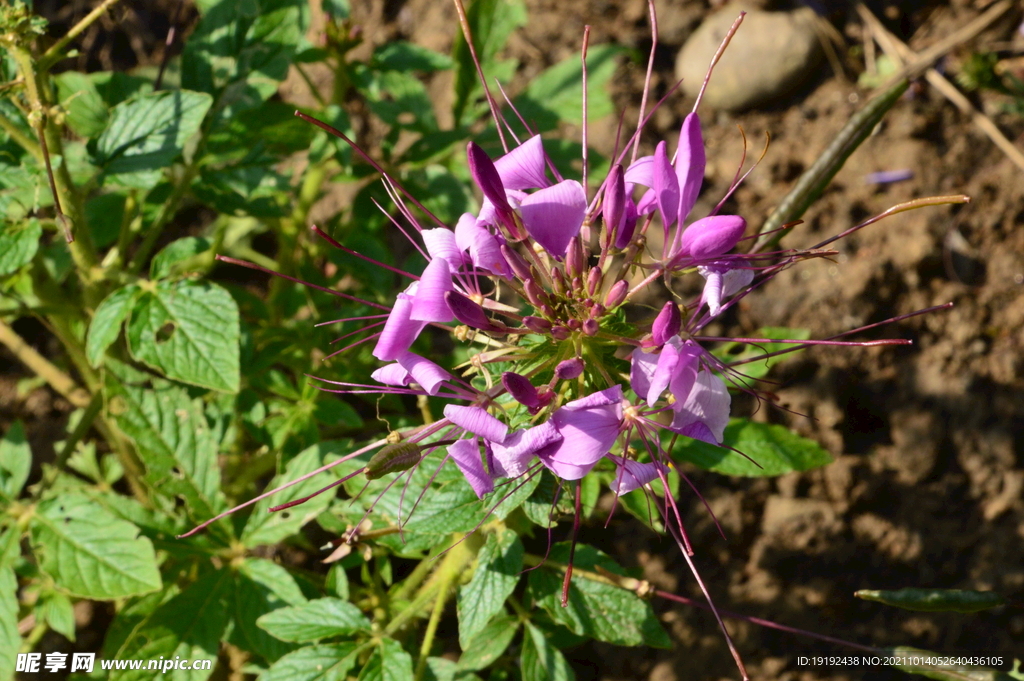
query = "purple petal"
xmin=396 ymin=351 xmax=450 ymax=395
xmin=669 ymin=341 xmax=701 ymax=404
xmin=602 ymin=164 xmax=625 ymax=243
xmin=677 ymin=421 xmax=718 ymax=445
xmin=448 ymin=438 xmax=494 ymax=498
xmin=455 ymin=215 xmax=510 ymax=277
xmin=373 ymin=287 xmax=427 ymax=361
xmin=536 ymin=386 xmax=623 ymax=480
xmin=446 ymin=291 xmax=501 ymax=332
xmin=653 ymin=141 xmax=680 ymax=231
xmin=502 ymin=372 xmax=540 ymax=408
xmin=491 ymin=421 xmax=561 ymax=478
xmin=675 ymin=113 xmax=705 ymax=224
xmin=467 ymin=142 xmax=509 ymax=211
xmin=624 ymin=155 xmax=653 ymax=187
xmin=614 ymin=199 xmax=638 ymax=249
xmin=698 ymin=266 xmax=754 ymax=317
xmin=670 ymin=369 xmax=730 ymax=444
xmin=630 ymin=347 xmax=658 ymax=403
xmin=422 ymin=228 xmax=465 ymax=270
xmin=634 ymin=187 xmax=657 ymax=216
xmin=494 ymin=135 xmax=549 ymax=190
xmin=443 ymin=405 xmax=509 ymax=444
xmin=679 ymin=215 xmax=747 ymax=260
xmin=651 ymin=301 xmax=681 ymax=346
xmin=609 ymin=457 xmax=664 ymax=495
xmin=519 ymin=180 xmax=587 ymax=258
xmin=371 ymin=363 xmax=411 ymax=386
xmin=410 ymin=258 xmax=454 ymax=323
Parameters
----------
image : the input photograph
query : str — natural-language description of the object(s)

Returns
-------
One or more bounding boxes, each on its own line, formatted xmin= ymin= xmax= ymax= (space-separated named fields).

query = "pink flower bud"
xmin=604 ymin=280 xmax=628 ymax=308
xmin=566 ymin=235 xmax=585 ymax=278
xmin=500 ymin=244 xmax=532 ymax=282
xmin=651 ymin=301 xmax=681 ymax=345
xmin=467 ymin=142 xmax=509 ymax=211
xmin=602 ymin=164 xmax=625 ymax=249
xmin=551 ymin=325 xmax=571 ymax=340
xmin=582 ymin=319 xmax=599 ymax=336
xmin=502 ymin=371 xmax=540 ymax=408
xmin=523 ymin=316 xmax=552 ymax=333
xmin=587 ymin=266 xmax=602 ymax=296
xmin=445 ymin=291 xmax=504 ymax=332
xmin=679 ymin=215 xmax=746 ymax=260
xmin=555 ymin=358 xmax=584 ymax=380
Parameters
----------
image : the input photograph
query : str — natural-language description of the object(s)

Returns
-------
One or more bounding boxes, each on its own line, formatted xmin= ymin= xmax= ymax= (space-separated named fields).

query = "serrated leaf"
xmin=86 ymin=285 xmax=140 ymax=367
xmin=856 ymin=589 xmax=1005 ymax=613
xmin=38 ymin=592 xmax=76 ymax=642
xmin=126 ymin=279 xmax=240 ymax=392
xmin=107 ymin=569 xmax=230 ymax=681
xmin=0 ymin=420 xmax=30 ymax=501
xmin=358 ymin=638 xmax=413 ymax=681
xmin=95 ymin=90 xmax=212 ymax=188
xmin=105 ymin=377 xmax=225 ymax=524
xmin=230 ymin=558 xmax=306 ymax=663
xmin=673 ymin=418 xmax=833 ymax=476
xmin=30 ymin=493 xmax=162 ymax=599
xmin=259 ymin=644 xmax=359 ymax=681
xmin=527 ymin=543 xmax=670 ymax=648
xmin=457 ymin=529 xmax=522 ymax=648
xmin=54 ymin=71 xmax=109 ymax=138
xmin=515 ymin=44 xmax=623 ymax=131
xmin=0 ymin=219 xmax=42 ymax=276
xmin=151 ymin=237 xmax=212 ymax=279
xmin=521 ymin=621 xmax=574 ymax=681
xmin=241 ymin=443 xmax=345 ymax=547
xmin=257 ymin=597 xmax=370 ymax=643
xmin=457 ymin=614 xmax=519 ymax=672
xmin=0 ymin=567 xmax=18 ymax=681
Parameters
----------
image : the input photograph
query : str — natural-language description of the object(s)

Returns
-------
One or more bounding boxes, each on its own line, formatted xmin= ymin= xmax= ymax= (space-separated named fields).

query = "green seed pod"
xmin=854 ymin=588 xmax=1005 ymax=613
xmin=365 ymin=441 xmax=422 ymax=480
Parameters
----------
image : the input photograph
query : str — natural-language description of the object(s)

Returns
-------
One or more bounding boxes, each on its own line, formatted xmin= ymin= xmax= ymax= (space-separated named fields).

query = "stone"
xmin=676 ymin=4 xmax=823 ymax=111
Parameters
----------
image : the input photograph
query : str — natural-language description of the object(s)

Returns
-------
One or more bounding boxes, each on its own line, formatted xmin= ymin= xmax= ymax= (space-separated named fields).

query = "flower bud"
xmin=604 ymin=280 xmax=628 ymax=308
xmin=582 ymin=319 xmax=599 ymax=336
xmin=467 ymin=142 xmax=509 ymax=211
xmin=550 ymin=266 xmax=566 ymax=296
xmin=566 ymin=319 xmax=581 ymax=331
xmin=614 ymin=200 xmax=639 ymax=250
xmin=587 ymin=266 xmax=602 ymax=296
xmin=566 ymin=235 xmax=585 ymax=279
xmin=539 ymin=303 xmax=556 ymax=318
xmin=602 ymin=164 xmax=625 ymax=246
xmin=523 ymin=278 xmax=548 ymax=308
xmin=500 ymin=244 xmax=532 ymax=282
xmin=551 ymin=325 xmax=571 ymax=340
xmin=588 ymin=303 xmax=605 ymax=318
xmin=679 ymin=215 xmax=747 ymax=260
xmin=522 ymin=316 xmax=552 ymax=333
xmin=554 ymin=358 xmax=584 ymax=380
xmin=502 ymin=371 xmax=540 ymax=408
xmin=571 ymin=276 xmax=583 ymax=293
xmin=445 ymin=291 xmax=504 ymax=332
xmin=651 ymin=301 xmax=681 ymax=345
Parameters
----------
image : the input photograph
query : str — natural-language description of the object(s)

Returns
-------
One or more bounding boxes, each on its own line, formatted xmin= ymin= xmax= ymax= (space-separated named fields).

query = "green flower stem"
xmin=414 ymin=564 xmax=456 ymax=681
xmin=37 ymin=0 xmax=124 ymax=72
xmin=0 ymin=107 xmax=42 ymax=162
xmin=126 ymin=161 xmax=202 ymax=276
xmin=0 ymin=318 xmax=91 ymax=409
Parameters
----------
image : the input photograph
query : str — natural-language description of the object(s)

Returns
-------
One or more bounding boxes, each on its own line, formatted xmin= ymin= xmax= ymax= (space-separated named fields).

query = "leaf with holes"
xmin=86 ymin=284 xmax=141 ymax=367
xmin=105 ymin=375 xmax=226 ymax=526
xmin=29 ymin=493 xmax=162 ymax=599
xmin=457 ymin=529 xmax=522 ymax=648
xmin=126 ymin=279 xmax=240 ymax=393
xmin=107 ymin=569 xmax=230 ymax=681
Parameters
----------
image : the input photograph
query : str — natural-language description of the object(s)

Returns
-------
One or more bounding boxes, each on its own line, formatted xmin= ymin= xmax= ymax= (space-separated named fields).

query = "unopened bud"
xmin=582 ymin=319 xmax=599 ymax=336
xmin=587 ymin=266 xmax=602 ymax=296
xmin=501 ymin=244 xmax=532 ymax=282
xmin=555 ymin=358 xmax=584 ymax=380
xmin=502 ymin=371 xmax=540 ymax=408
xmin=566 ymin=235 xmax=585 ymax=279
xmin=550 ymin=267 xmax=566 ymax=296
xmin=602 ymin=164 xmax=625 ymax=249
xmin=522 ymin=316 xmax=552 ymax=333
xmin=604 ymin=280 xmax=628 ymax=308
xmin=589 ymin=303 xmax=605 ymax=318
xmin=651 ymin=301 xmax=681 ymax=345
xmin=445 ymin=291 xmax=504 ymax=333
xmin=523 ymin=278 xmax=548 ymax=308
xmin=551 ymin=325 xmax=571 ymax=340
xmin=614 ymin=200 xmax=639 ymax=249
xmin=566 ymin=319 xmax=581 ymax=331
xmin=467 ymin=142 xmax=509 ymax=211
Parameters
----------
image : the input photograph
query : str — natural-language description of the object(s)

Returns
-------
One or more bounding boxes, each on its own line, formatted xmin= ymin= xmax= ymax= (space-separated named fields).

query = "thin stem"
xmin=580 ymin=26 xmax=591 ymax=201
xmin=451 ymin=0 xmax=508 ymax=151
xmin=0 ymin=318 xmax=91 ymax=408
xmin=127 ymin=162 xmax=202 ymax=275
xmin=39 ymin=0 xmax=124 ymax=71
xmin=414 ymin=565 xmax=455 ymax=681
xmin=0 ymin=109 xmax=42 ymax=161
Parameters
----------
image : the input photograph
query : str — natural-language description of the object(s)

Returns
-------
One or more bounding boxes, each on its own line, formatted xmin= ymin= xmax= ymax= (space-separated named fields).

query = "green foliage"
xmin=855 ymin=588 xmax=1006 ymax=613
xmin=457 ymin=528 xmax=522 ymax=647
xmin=673 ymin=418 xmax=833 ymax=476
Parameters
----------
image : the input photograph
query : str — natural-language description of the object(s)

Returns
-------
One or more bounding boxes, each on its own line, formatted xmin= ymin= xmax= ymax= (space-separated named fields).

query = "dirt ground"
xmin=10 ymin=0 xmax=1024 ymax=679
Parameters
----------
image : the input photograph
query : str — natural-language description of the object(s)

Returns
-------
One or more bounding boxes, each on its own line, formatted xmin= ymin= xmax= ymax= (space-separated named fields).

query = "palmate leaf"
xmin=30 ymin=493 xmax=162 ymax=600
xmin=125 ymin=279 xmax=240 ymax=393
xmin=457 ymin=529 xmax=522 ymax=648
xmin=672 ymin=418 xmax=833 ymax=477
xmin=107 ymin=569 xmax=231 ymax=681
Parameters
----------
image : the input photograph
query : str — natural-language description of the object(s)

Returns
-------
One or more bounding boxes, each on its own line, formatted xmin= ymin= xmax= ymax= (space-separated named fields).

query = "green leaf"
xmin=325 ymin=564 xmax=349 ymax=600
xmin=259 ymin=644 xmax=359 ymax=681
xmin=37 ymin=591 xmax=76 ymax=642
xmin=0 ymin=567 xmax=18 ymax=681
xmin=54 ymin=71 xmax=109 ymax=138
xmin=358 ymin=638 xmax=413 ymax=681
xmin=457 ymin=529 xmax=522 ymax=648
xmin=30 ymin=493 xmax=162 ymax=599
xmin=230 ymin=558 xmax=306 ymax=663
xmin=0 ymin=219 xmax=42 ymax=276
xmin=351 ymin=67 xmax=437 ymax=133
xmin=452 ymin=0 xmax=527 ymax=125
xmin=84 ymin=192 xmax=126 ymax=248
xmin=515 ymin=44 xmax=623 ymax=131
xmin=673 ymin=418 xmax=833 ymax=476
xmin=372 ymin=42 xmax=452 ymax=72
xmin=457 ymin=614 xmax=519 ymax=672
xmin=321 ymin=0 xmax=350 ymax=19
xmin=86 ymin=284 xmax=141 ymax=367
xmin=105 ymin=376 xmax=225 ymax=524
xmin=712 ymin=326 xmax=811 ymax=381
xmin=521 ymin=621 xmax=575 ymax=681
xmin=107 ymin=570 xmax=229 ymax=681
xmin=126 ymin=279 xmax=240 ymax=392
xmin=257 ymin=597 xmax=371 ymax=643
xmin=527 ymin=543 xmax=670 ymax=648
xmin=0 ymin=420 xmax=30 ymax=501
xmin=522 ymin=470 xmax=572 ymax=528
xmin=855 ymin=589 xmax=1006 ymax=614
xmin=94 ymin=90 xmax=213 ymax=188
xmin=150 ymin=237 xmax=212 ymax=279
xmin=241 ymin=443 xmax=344 ymax=547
